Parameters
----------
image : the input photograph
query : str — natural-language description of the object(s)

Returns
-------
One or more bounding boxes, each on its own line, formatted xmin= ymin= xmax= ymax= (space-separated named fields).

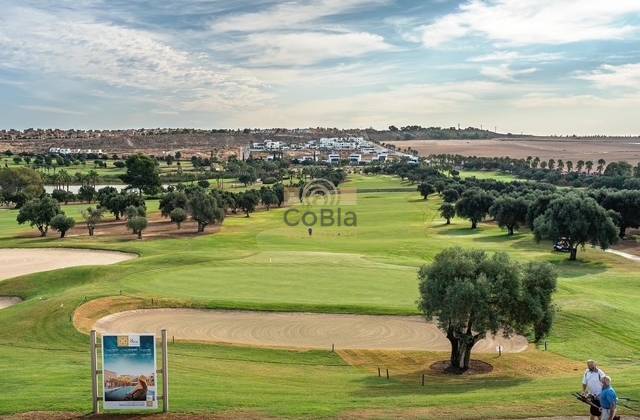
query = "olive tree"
xmin=121 ymin=154 xmax=161 ymax=195
xmin=417 ymin=182 xmax=435 ymax=200
xmin=489 ymin=196 xmax=529 ymax=235
xmin=188 ymin=189 xmax=224 ymax=232
xmin=50 ymin=214 xmax=76 ymax=238
xmin=16 ymin=195 xmax=61 ymax=236
xmin=127 ymin=216 xmax=148 ymax=239
xmin=238 ymin=190 xmax=259 ymax=217
xmin=439 ymin=202 xmax=456 ymax=224
xmin=533 ymin=194 xmax=618 ymax=260
xmin=81 ymin=207 xmax=103 ymax=236
xmin=170 ymin=207 xmax=187 ymax=229
xmin=418 ymin=247 xmax=557 ymax=372
xmin=260 ymin=189 xmax=277 ymax=210
xmin=455 ymin=188 xmax=494 ymax=229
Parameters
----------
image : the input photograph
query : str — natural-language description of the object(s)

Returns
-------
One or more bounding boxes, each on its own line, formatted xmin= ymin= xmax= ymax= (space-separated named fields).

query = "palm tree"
xmin=548 ymin=159 xmax=555 ymax=170
xmin=557 ymin=159 xmax=564 ymax=172
xmin=576 ymin=160 xmax=585 ymax=173
xmin=597 ymin=159 xmax=606 ymax=175
xmin=49 ymin=172 xmax=61 ymax=189
xmin=86 ymin=170 xmax=99 ymax=188
xmin=566 ymin=160 xmax=573 ymax=173
xmin=532 ymin=157 xmax=540 ymax=169
xmin=58 ymin=169 xmax=71 ymax=191
xmin=585 ymin=160 xmax=593 ymax=174
xmin=526 ymin=156 xmax=533 ymax=167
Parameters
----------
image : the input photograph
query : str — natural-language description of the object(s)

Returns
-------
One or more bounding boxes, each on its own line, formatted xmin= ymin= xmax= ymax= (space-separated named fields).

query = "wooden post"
xmin=331 ymin=343 xmax=334 ymax=352
xmin=161 ymin=329 xmax=169 ymax=413
xmin=421 ymin=374 xmax=425 ymax=386
xmin=90 ymin=330 xmax=99 ymax=415
xmin=544 ymin=340 xmax=548 ymax=351
xmin=386 ymin=369 xmax=389 ymax=380
xmin=377 ymin=367 xmax=381 ymax=377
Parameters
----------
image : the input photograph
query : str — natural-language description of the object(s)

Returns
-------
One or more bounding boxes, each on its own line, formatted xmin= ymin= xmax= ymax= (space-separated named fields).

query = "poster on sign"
xmin=102 ymin=334 xmax=157 ymax=409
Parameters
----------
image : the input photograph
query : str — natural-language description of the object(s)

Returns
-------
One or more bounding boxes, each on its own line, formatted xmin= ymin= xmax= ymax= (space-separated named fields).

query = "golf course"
xmin=1 ymin=173 xmax=640 ymax=418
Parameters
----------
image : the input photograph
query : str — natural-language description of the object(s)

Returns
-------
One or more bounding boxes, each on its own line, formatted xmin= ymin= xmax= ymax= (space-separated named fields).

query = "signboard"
xmin=102 ymin=334 xmax=157 ymax=409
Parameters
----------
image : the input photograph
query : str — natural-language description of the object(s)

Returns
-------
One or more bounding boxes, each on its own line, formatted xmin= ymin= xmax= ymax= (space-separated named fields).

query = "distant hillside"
xmin=0 ymin=126 xmax=512 ymax=154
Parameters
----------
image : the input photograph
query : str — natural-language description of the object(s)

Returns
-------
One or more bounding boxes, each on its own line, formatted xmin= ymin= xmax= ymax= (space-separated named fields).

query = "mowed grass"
xmin=1 ymin=174 xmax=640 ymax=417
xmin=459 ymin=170 xmax=516 ymax=182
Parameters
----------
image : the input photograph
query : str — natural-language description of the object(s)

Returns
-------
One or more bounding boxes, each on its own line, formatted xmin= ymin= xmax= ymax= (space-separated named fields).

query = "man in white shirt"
xmin=582 ymin=359 xmax=606 ymax=420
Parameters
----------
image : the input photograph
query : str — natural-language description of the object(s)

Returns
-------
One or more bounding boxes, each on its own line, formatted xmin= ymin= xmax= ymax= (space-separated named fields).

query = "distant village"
xmin=247 ymin=136 xmax=419 ymax=165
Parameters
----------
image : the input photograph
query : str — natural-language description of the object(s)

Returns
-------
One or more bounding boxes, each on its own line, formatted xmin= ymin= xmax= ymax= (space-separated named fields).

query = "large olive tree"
xmin=16 ymin=195 xmax=61 ymax=236
xmin=533 ymin=194 xmax=618 ymax=260
xmin=418 ymin=247 xmax=557 ymax=372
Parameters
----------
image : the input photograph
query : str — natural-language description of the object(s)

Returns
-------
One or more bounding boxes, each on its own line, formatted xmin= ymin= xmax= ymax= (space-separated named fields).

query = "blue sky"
xmin=1 ymin=0 xmax=640 ymax=135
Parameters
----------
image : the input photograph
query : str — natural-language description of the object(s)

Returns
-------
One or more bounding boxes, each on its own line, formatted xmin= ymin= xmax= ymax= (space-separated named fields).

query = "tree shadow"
xmin=548 ymin=258 xmax=608 ymax=278
xmin=471 ymin=232 xmax=527 ymax=243
xmin=436 ymin=227 xmax=480 ymax=236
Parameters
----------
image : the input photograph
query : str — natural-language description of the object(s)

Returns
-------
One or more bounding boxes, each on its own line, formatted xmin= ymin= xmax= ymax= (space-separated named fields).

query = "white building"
xmin=328 ymin=153 xmax=341 ymax=165
xmin=349 ymin=154 xmax=362 ymax=165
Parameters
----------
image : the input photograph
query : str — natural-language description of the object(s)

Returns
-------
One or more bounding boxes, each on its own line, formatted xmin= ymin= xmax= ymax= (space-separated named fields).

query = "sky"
xmin=1 ymin=0 xmax=640 ymax=135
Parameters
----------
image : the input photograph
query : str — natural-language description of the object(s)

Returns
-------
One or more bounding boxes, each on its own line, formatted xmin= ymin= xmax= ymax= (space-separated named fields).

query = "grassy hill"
xmin=0 ymin=174 xmax=639 ymax=417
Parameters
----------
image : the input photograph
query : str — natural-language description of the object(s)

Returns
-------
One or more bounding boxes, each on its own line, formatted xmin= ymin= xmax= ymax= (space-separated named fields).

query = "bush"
xmin=127 ymin=216 xmax=148 ymax=239
xmin=50 ymin=214 xmax=76 ymax=238
xmin=170 ymin=207 xmax=187 ymax=229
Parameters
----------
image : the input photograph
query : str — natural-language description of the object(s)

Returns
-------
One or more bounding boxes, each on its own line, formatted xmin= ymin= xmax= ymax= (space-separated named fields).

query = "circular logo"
xmin=300 ymin=178 xmax=338 ymax=206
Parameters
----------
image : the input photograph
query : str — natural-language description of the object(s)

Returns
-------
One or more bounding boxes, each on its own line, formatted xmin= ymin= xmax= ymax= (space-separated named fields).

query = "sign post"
xmin=90 ymin=330 xmax=169 ymax=413
xmin=161 ymin=329 xmax=169 ymax=413
xmin=90 ymin=330 xmax=100 ymax=415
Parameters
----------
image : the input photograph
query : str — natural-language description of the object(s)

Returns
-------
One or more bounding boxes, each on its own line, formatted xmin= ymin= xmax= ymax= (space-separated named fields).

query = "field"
xmin=1 ymin=174 xmax=640 ymax=418
xmin=390 ymin=138 xmax=640 ymax=164
xmin=1 ymin=156 xmax=209 ymax=185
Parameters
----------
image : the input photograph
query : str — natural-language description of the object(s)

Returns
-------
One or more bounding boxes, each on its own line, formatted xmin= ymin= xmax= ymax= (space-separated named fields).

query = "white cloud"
xmin=469 ymin=51 xmax=564 ymax=63
xmin=0 ymin=6 xmax=269 ymax=111
xmin=228 ymin=80 xmax=535 ymax=128
xmin=224 ymin=31 xmax=392 ymax=66
xmin=19 ymin=105 xmax=86 ymax=115
xmin=210 ymin=0 xmax=387 ymax=33
xmin=480 ymin=63 xmax=537 ymax=80
xmin=575 ymin=63 xmax=640 ymax=89
xmin=420 ymin=0 xmax=640 ymax=48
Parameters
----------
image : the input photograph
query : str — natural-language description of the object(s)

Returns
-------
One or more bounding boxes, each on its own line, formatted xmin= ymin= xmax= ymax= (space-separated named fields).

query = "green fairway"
xmin=459 ymin=170 xmax=517 ymax=182
xmin=1 ymin=174 xmax=639 ymax=417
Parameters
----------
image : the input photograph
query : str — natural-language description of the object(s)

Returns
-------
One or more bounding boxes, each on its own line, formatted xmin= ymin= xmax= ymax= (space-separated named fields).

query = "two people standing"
xmin=582 ymin=359 xmax=617 ymax=420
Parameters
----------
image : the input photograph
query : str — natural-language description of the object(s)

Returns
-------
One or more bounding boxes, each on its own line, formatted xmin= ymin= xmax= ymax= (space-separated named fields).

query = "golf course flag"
xmin=102 ymin=334 xmax=157 ymax=409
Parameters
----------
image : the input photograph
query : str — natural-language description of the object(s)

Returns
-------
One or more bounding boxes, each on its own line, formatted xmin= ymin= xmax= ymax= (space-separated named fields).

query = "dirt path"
xmin=95 ymin=309 xmax=528 ymax=352
xmin=0 ymin=297 xmax=21 ymax=309
xmin=0 ymin=248 xmax=136 ymax=281
xmin=607 ymin=248 xmax=640 ymax=263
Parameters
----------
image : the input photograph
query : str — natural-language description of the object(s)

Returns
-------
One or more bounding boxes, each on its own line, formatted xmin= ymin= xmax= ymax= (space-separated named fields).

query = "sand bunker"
xmin=95 ymin=309 xmax=528 ymax=352
xmin=0 ymin=297 xmax=21 ymax=309
xmin=0 ymin=248 xmax=136 ymax=281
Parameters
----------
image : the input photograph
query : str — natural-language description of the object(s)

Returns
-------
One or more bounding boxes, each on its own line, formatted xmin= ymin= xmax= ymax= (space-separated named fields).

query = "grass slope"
xmin=0 ymin=174 xmax=639 ymax=417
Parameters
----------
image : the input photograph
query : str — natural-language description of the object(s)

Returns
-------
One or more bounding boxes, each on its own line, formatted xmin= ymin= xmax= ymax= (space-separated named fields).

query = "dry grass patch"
xmin=338 ymin=347 xmax=582 ymax=381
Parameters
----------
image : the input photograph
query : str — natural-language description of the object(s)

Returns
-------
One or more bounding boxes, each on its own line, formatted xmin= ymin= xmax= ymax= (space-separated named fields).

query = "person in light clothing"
xmin=582 ymin=360 xmax=605 ymax=420
xmin=599 ymin=376 xmax=617 ymax=420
